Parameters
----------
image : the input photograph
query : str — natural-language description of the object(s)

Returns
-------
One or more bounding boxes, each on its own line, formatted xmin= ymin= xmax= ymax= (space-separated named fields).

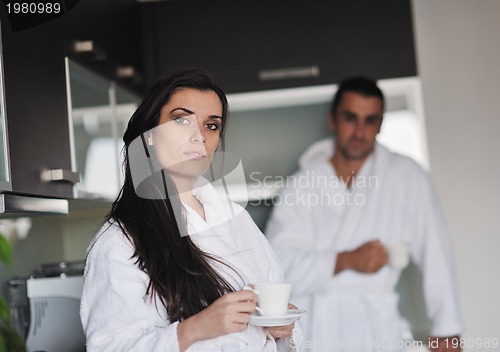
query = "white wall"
xmin=9 ymin=205 xmax=108 ymax=278
xmin=412 ymin=0 xmax=500 ymax=344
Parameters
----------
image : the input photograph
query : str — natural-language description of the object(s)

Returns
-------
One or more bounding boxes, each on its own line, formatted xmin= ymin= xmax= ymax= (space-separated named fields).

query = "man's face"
xmin=330 ymin=91 xmax=383 ymax=161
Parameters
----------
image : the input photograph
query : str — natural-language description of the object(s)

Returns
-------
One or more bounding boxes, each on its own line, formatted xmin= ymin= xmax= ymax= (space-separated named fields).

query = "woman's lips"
xmin=184 ymin=151 xmax=207 ymax=160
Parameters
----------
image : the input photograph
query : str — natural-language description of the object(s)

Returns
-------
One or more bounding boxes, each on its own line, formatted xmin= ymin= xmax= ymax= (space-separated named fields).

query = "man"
xmin=265 ymin=77 xmax=463 ymax=351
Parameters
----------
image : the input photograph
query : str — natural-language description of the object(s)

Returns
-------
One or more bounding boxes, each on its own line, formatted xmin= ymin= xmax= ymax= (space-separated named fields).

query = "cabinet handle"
xmin=72 ymin=40 xmax=107 ymax=61
xmin=258 ymin=65 xmax=320 ymax=81
xmin=116 ymin=65 xmax=143 ymax=83
xmin=41 ymin=169 xmax=81 ymax=184
xmin=116 ymin=66 xmax=135 ymax=78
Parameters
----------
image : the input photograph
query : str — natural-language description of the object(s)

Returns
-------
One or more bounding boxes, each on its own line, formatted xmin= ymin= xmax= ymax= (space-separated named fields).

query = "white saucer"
xmin=250 ymin=309 xmax=306 ymax=327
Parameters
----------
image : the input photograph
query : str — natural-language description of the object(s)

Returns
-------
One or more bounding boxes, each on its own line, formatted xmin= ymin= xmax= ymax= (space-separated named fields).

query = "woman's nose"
xmin=190 ymin=122 xmax=206 ymax=143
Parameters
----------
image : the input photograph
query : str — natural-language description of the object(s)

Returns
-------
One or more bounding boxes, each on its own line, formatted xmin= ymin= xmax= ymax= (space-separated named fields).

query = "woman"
xmin=80 ymin=68 xmax=301 ymax=351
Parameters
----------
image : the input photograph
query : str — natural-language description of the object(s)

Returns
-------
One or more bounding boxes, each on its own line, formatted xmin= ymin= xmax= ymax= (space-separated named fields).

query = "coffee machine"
xmin=7 ymin=262 xmax=86 ymax=352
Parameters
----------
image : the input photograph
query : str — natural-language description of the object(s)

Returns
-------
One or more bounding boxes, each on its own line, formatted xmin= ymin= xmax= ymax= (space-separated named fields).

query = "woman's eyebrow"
xmin=170 ymin=107 xmax=222 ymax=120
xmin=170 ymin=107 xmax=194 ymax=114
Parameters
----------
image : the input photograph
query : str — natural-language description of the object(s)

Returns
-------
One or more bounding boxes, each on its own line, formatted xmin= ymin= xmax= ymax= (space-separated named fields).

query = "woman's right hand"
xmin=177 ymin=290 xmax=257 ymax=351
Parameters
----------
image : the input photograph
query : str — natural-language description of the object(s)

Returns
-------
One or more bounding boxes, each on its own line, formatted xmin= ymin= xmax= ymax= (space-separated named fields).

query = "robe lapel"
xmin=334 ymin=144 xmax=391 ymax=251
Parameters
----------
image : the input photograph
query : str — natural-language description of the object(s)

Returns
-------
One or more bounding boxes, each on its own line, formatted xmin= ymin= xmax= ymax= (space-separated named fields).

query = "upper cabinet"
xmin=0 ymin=30 xmax=10 ymax=192
xmin=0 ymin=12 xmax=75 ymax=199
xmin=0 ymin=0 xmax=142 ymax=202
xmin=65 ymin=0 xmax=145 ymax=95
xmin=141 ymin=0 xmax=417 ymax=93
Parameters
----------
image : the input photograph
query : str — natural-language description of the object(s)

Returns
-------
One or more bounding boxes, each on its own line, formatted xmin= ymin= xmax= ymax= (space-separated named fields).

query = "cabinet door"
xmin=68 ymin=60 xmax=139 ymax=200
xmin=142 ymin=0 xmax=416 ymax=93
xmin=65 ymin=0 xmax=144 ymax=95
xmin=1 ymin=14 xmax=74 ymax=198
xmin=0 ymin=29 xmax=11 ymax=191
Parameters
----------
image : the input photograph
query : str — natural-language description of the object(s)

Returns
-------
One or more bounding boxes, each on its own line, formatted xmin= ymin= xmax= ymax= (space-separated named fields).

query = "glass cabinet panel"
xmin=114 ymin=83 xmax=141 ymax=187
xmin=67 ymin=60 xmax=139 ymax=199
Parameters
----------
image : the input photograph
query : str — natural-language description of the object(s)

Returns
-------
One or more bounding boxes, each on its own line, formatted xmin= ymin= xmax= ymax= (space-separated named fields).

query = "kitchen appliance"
xmin=7 ymin=262 xmax=86 ymax=352
xmin=26 ymin=275 xmax=85 ymax=352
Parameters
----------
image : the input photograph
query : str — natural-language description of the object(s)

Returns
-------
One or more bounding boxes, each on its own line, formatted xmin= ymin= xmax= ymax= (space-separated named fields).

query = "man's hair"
xmin=330 ymin=76 xmax=385 ymax=116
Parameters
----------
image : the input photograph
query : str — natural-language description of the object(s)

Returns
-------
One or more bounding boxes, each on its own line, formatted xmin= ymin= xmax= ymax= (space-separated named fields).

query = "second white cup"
xmin=249 ymin=282 xmax=292 ymax=316
xmin=386 ymin=241 xmax=410 ymax=269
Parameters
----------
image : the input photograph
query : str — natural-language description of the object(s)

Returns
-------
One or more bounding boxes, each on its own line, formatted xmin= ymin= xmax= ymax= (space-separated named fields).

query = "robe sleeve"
xmin=409 ymin=171 xmax=464 ymax=337
xmin=265 ymin=183 xmax=337 ymax=296
xmin=80 ymin=227 xmax=180 ymax=351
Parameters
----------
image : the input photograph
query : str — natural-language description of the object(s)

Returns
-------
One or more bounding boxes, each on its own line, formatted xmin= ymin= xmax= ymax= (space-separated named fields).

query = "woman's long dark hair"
xmin=106 ymin=68 xmax=236 ymax=322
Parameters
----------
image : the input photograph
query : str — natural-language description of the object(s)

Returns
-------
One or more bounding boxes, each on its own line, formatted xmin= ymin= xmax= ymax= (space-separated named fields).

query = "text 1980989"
xmin=6 ymin=2 xmax=61 ymax=14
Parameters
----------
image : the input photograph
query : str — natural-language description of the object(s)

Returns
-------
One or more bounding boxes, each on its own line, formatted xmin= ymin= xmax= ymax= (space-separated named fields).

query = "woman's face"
xmin=151 ymin=88 xmax=223 ymax=181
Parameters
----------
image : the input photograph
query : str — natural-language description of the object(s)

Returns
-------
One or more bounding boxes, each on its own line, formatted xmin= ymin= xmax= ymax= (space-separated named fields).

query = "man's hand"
xmin=335 ymin=240 xmax=389 ymax=274
xmin=428 ymin=336 xmax=462 ymax=352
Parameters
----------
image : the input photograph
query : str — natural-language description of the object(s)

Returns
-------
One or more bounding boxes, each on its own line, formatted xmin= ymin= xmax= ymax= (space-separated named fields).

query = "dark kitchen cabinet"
xmin=0 ymin=12 xmax=77 ymax=199
xmin=141 ymin=0 xmax=417 ymax=93
xmin=65 ymin=0 xmax=145 ymax=95
xmin=0 ymin=0 xmax=143 ymax=201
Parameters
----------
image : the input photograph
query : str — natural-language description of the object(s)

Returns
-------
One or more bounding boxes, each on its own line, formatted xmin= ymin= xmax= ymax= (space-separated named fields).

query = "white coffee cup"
xmin=245 ymin=282 xmax=292 ymax=316
xmin=386 ymin=242 xmax=410 ymax=269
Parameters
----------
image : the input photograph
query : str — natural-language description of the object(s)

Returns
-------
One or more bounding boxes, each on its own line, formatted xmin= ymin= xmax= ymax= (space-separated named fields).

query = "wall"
xmin=9 ymin=204 xmax=109 ymax=279
xmin=10 ymin=217 xmax=66 ymax=276
xmin=412 ymin=0 xmax=500 ymax=344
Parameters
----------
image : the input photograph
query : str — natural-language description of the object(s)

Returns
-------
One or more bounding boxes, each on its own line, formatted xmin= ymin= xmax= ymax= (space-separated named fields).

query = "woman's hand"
xmin=265 ymin=304 xmax=297 ymax=340
xmin=177 ymin=290 xmax=257 ymax=351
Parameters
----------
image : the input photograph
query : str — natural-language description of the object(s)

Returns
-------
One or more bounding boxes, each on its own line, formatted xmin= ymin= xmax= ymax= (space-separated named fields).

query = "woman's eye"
xmin=173 ymin=116 xmax=190 ymax=125
xmin=206 ymin=123 xmax=219 ymax=131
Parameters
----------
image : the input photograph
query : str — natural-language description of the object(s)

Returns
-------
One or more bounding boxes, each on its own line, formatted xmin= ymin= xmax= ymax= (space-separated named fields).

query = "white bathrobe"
xmin=265 ymin=138 xmax=463 ymax=351
xmin=80 ymin=180 xmax=302 ymax=351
